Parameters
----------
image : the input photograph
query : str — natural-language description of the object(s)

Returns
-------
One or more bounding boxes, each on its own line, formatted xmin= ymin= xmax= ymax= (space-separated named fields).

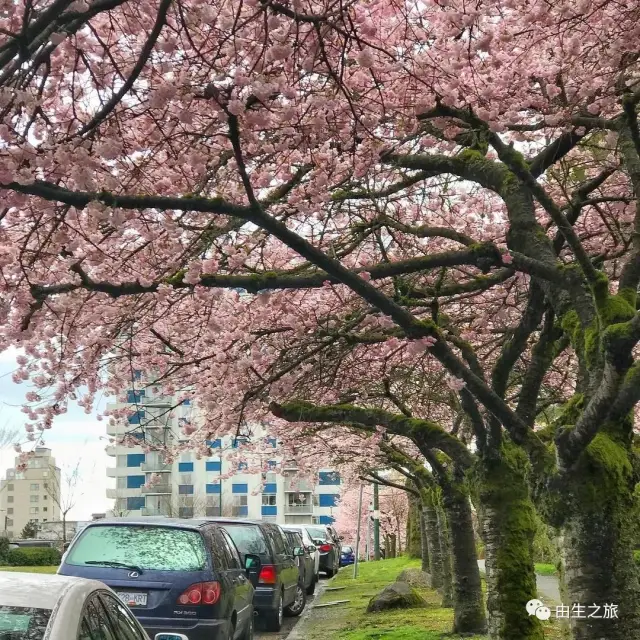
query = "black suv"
xmin=210 ymin=519 xmax=303 ymax=631
xmin=305 ymin=524 xmax=341 ymax=577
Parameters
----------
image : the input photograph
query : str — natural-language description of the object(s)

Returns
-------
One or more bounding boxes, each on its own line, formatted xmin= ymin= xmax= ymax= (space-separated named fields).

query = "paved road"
xmin=477 ymin=560 xmax=561 ymax=602
xmin=255 ymin=576 xmax=327 ymax=640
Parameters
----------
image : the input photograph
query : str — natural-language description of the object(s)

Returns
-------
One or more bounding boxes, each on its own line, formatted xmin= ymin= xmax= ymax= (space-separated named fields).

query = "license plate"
xmin=116 ymin=592 xmax=147 ymax=607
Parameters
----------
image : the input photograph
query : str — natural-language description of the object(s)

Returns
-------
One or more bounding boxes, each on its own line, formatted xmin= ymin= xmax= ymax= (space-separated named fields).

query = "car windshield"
xmin=306 ymin=527 xmax=329 ymax=541
xmin=66 ymin=525 xmax=207 ymax=571
xmin=222 ymin=524 xmax=269 ymax=557
xmin=0 ymin=605 xmax=51 ymax=639
xmin=342 ymin=546 xmax=353 ymax=553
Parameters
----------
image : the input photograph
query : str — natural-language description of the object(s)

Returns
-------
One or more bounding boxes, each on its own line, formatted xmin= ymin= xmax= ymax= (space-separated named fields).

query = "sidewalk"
xmin=477 ymin=559 xmax=561 ymax=602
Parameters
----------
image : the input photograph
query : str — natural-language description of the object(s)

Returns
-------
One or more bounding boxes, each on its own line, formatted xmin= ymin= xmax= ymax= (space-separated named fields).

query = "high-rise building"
xmin=105 ymin=382 xmax=341 ymax=524
xmin=0 ymin=447 xmax=61 ymax=539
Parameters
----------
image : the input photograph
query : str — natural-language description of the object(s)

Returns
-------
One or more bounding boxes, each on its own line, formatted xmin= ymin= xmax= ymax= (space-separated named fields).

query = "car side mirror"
xmin=306 ymin=545 xmax=316 ymax=553
xmin=294 ymin=546 xmax=305 ymax=556
xmin=155 ymin=635 xmax=189 ymax=640
xmin=245 ymin=553 xmax=261 ymax=571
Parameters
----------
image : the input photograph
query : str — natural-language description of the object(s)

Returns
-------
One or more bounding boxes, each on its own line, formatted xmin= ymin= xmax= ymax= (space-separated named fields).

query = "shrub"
xmin=0 ymin=537 xmax=9 ymax=564
xmin=5 ymin=547 xmax=61 ymax=567
xmin=633 ymin=550 xmax=640 ymax=566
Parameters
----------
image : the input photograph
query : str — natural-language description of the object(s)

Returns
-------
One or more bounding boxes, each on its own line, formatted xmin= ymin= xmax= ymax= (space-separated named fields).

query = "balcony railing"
xmin=285 ymin=504 xmax=314 ymax=514
xmin=140 ymin=461 xmax=171 ymax=472
xmin=141 ymin=484 xmax=171 ymax=494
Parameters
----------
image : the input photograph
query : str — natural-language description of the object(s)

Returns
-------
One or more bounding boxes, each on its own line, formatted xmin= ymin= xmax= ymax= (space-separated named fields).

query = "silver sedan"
xmin=0 ymin=572 xmax=186 ymax=640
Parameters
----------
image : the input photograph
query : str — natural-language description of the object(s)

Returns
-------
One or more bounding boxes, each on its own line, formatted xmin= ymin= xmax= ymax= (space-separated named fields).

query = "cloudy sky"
xmin=0 ymin=348 xmax=112 ymax=520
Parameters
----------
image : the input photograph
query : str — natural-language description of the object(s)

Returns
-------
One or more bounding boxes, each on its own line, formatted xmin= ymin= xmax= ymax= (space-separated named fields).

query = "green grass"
xmin=534 ymin=563 xmax=558 ymax=576
xmin=0 ymin=566 xmax=58 ymax=573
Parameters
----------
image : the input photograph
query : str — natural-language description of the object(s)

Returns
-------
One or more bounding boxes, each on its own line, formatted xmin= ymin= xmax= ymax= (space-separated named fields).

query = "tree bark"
xmin=478 ymin=450 xmax=543 ymax=640
xmin=437 ymin=503 xmax=454 ymax=608
xmin=558 ymin=432 xmax=640 ymax=640
xmin=422 ymin=495 xmax=444 ymax=590
xmin=442 ymin=480 xmax=487 ymax=634
xmin=419 ymin=508 xmax=430 ymax=573
xmin=406 ymin=496 xmax=423 ymax=558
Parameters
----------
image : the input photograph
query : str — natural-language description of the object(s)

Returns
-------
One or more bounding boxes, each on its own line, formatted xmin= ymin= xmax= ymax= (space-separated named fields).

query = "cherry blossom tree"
xmin=0 ymin=2 xmax=639 ymax=640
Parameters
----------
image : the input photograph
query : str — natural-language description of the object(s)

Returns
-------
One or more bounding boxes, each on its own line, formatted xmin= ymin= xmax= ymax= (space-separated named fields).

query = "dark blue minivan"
xmin=58 ymin=517 xmax=255 ymax=640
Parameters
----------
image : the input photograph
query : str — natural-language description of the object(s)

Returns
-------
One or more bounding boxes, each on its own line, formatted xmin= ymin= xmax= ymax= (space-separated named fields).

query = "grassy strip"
xmin=534 ymin=563 xmax=559 ymax=576
xmin=0 ymin=566 xmax=58 ymax=573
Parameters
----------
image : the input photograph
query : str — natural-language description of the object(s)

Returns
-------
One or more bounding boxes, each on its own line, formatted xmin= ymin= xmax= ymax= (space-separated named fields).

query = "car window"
xmin=342 ymin=546 xmax=353 ymax=553
xmin=219 ymin=529 xmax=242 ymax=569
xmin=66 ymin=525 xmax=207 ymax=571
xmin=266 ymin=526 xmax=287 ymax=555
xmin=306 ymin=526 xmax=329 ymax=541
xmin=99 ymin=593 xmax=145 ymax=640
xmin=0 ymin=605 xmax=51 ymax=639
xmin=78 ymin=596 xmax=115 ymax=640
xmin=222 ymin=524 xmax=269 ymax=557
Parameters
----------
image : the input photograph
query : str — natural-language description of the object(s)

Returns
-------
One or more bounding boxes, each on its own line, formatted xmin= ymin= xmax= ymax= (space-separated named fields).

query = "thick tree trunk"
xmin=419 ymin=508 xmax=430 ymax=573
xmin=559 ymin=432 xmax=640 ymax=640
xmin=478 ymin=450 xmax=543 ymax=640
xmin=423 ymin=496 xmax=444 ymax=589
xmin=406 ymin=496 xmax=422 ymax=558
xmin=437 ymin=504 xmax=454 ymax=608
xmin=442 ymin=481 xmax=487 ymax=634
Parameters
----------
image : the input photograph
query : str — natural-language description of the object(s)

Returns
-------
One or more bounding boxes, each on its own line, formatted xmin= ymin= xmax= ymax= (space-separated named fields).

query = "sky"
xmin=0 ymin=348 xmax=112 ymax=521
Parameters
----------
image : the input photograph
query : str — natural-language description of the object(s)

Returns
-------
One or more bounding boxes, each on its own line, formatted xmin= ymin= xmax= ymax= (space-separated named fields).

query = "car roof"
xmin=0 ymin=572 xmax=105 ymax=610
xmin=205 ymin=517 xmax=278 ymax=527
xmin=78 ymin=516 xmax=214 ymax=530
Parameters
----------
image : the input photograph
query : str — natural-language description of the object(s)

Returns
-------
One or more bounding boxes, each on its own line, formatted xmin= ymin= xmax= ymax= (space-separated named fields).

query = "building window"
xmin=263 ymin=483 xmax=277 ymax=494
xmin=30 ymin=483 xmax=39 ymax=491
xmin=206 ymin=484 xmax=221 ymax=494
xmin=126 ymin=454 xmax=145 ymax=467
xmin=179 ymin=507 xmax=194 ymax=518
xmin=117 ymin=477 xmax=127 ymax=489
xmin=267 ymin=438 xmax=277 ymax=448
xmin=232 ymin=495 xmax=248 ymax=517
xmin=261 ymin=505 xmax=277 ymax=517
xmin=237 ymin=462 xmax=248 ymax=471
xmin=178 ymin=485 xmax=194 ymax=495
xmin=180 ymin=452 xmax=193 ymax=462
xmin=180 ymin=474 xmax=192 ymax=485
xmin=318 ymin=471 xmax=341 ymax=486
xmin=29 ymin=507 xmax=39 ymax=514
xmin=318 ymin=494 xmax=339 ymax=507
xmin=43 ymin=507 xmax=47 ymax=512
xmin=7 ymin=484 xmax=13 ymax=492
xmin=127 ymin=410 xmax=145 ymax=425
xmin=127 ymin=497 xmax=145 ymax=510
xmin=206 ymin=461 xmax=221 ymax=472
xmin=126 ymin=390 xmax=145 ymax=403
xmin=6 ymin=519 xmax=12 ymax=527
xmin=30 ymin=495 xmax=39 ymax=503
xmin=42 ymin=471 xmax=48 ymax=477
xmin=232 ymin=483 xmax=248 ymax=494
xmin=6 ymin=508 xmax=12 ymax=515
xmin=126 ymin=475 xmax=145 ymax=489
xmin=7 ymin=496 xmax=13 ymax=503
xmin=262 ymin=495 xmax=277 ymax=506
xmin=232 ymin=437 xmax=248 ymax=449
xmin=43 ymin=495 xmax=47 ymax=500
xmin=206 ymin=439 xmax=221 ymax=449
xmin=318 ymin=515 xmax=335 ymax=525
xmin=178 ymin=462 xmax=194 ymax=473
xmin=182 ymin=399 xmax=191 ymax=406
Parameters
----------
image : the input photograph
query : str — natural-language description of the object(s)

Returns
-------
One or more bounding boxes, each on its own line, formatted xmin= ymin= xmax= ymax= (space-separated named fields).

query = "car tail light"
xmin=258 ymin=565 xmax=277 ymax=584
xmin=177 ymin=582 xmax=221 ymax=605
xmin=319 ymin=544 xmax=332 ymax=552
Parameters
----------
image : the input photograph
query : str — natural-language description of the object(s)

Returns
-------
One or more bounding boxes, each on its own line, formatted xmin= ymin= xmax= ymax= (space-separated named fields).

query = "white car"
xmin=280 ymin=525 xmax=320 ymax=578
xmin=0 ymin=572 xmax=185 ymax=640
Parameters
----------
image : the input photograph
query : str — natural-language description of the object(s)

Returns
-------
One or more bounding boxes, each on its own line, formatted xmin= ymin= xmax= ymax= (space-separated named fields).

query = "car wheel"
xmin=284 ymin=582 xmax=307 ymax=617
xmin=325 ymin=567 xmax=335 ymax=578
xmin=306 ymin=576 xmax=316 ymax=595
xmin=239 ymin=612 xmax=254 ymax=640
xmin=263 ymin=592 xmax=283 ymax=631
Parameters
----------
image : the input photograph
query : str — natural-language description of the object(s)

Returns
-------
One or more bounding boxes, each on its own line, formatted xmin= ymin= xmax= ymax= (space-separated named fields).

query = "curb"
xmin=285 ymin=575 xmax=333 ymax=640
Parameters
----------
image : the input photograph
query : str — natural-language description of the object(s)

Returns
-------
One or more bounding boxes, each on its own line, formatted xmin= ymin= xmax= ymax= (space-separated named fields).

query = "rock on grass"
xmin=366 ymin=581 xmax=428 ymax=613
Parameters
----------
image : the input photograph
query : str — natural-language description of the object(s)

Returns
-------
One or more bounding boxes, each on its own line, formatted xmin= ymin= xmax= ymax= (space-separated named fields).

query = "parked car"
xmin=304 ymin=525 xmax=341 ymax=577
xmin=0 ymin=570 xmax=185 ymax=640
xmin=279 ymin=524 xmax=320 ymax=586
xmin=208 ymin=518 xmax=303 ymax=632
xmin=58 ymin=517 xmax=255 ymax=640
xmin=283 ymin=528 xmax=316 ymax=597
xmin=340 ymin=545 xmax=356 ymax=566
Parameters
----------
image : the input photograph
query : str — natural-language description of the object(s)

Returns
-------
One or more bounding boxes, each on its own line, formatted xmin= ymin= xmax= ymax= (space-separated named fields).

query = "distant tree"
xmin=45 ymin=462 xmax=82 ymax=544
xmin=21 ymin=520 xmax=38 ymax=539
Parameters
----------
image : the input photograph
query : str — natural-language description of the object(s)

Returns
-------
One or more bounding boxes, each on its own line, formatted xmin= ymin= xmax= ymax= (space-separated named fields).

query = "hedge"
xmin=3 ymin=547 xmax=61 ymax=567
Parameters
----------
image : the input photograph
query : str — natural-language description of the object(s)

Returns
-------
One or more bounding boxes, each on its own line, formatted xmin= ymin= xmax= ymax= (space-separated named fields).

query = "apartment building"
xmin=106 ymin=383 xmax=341 ymax=525
xmin=0 ymin=447 xmax=61 ymax=539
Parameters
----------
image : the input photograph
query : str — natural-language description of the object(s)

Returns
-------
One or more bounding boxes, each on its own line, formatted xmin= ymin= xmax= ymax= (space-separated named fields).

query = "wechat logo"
xmin=526 ymin=598 xmax=551 ymax=621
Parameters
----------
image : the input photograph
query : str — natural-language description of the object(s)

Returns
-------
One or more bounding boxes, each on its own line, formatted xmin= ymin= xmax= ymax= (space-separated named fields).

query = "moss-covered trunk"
xmin=419 ymin=507 xmax=430 ymax=573
xmin=422 ymin=494 xmax=444 ymax=589
xmin=437 ymin=502 xmax=454 ymax=608
xmin=478 ymin=449 xmax=543 ymax=640
xmin=406 ymin=496 xmax=423 ymax=558
xmin=559 ymin=432 xmax=640 ymax=640
xmin=442 ymin=480 xmax=487 ymax=634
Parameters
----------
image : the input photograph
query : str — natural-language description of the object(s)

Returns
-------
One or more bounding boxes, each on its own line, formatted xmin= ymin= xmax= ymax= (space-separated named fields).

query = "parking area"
xmin=255 ymin=575 xmax=328 ymax=640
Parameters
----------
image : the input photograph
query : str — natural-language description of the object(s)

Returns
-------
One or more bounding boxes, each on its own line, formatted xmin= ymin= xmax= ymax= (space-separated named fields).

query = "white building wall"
xmin=106 ymin=383 xmax=341 ymax=526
